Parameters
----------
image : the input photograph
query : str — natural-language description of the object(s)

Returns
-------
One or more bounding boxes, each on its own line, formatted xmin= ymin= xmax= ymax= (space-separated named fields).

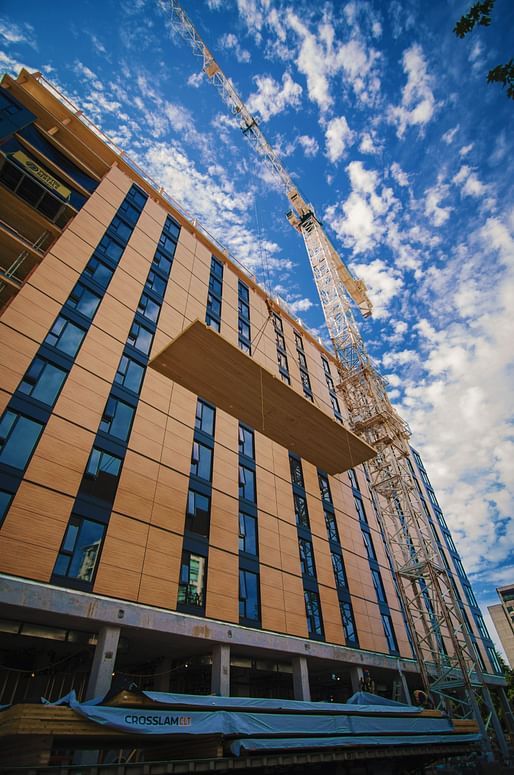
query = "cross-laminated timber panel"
xmin=150 ymin=320 xmax=375 ymax=475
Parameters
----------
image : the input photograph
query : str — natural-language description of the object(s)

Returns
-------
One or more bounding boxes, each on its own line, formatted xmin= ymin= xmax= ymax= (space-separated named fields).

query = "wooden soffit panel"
xmin=150 ymin=320 xmax=375 ymax=475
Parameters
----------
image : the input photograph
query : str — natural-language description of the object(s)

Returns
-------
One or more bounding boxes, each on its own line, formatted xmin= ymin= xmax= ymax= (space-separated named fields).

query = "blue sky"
xmin=1 ymin=0 xmax=513 ymax=657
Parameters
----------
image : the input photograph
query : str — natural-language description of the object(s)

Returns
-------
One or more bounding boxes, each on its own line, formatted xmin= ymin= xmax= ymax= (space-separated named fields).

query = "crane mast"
xmin=166 ymin=0 xmax=509 ymax=760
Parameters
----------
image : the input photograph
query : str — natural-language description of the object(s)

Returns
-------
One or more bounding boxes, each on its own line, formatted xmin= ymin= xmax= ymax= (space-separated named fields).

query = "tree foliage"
xmin=453 ymin=0 xmax=514 ymax=100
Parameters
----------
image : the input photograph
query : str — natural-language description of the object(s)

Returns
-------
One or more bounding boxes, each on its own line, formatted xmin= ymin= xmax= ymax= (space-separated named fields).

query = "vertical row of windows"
xmin=238 ymin=423 xmax=260 ymax=625
xmin=321 ymin=356 xmax=342 ymax=421
xmin=51 ymin=212 xmax=180 ymax=591
xmin=238 ymin=281 xmax=251 ymax=355
xmin=294 ymin=331 xmax=313 ymax=401
xmin=0 ymin=185 xmax=148 ymax=526
xmin=178 ymin=397 xmax=216 ymax=613
xmin=206 ymin=257 xmax=224 ymax=332
xmin=411 ymin=449 xmax=500 ymax=673
xmin=272 ymin=313 xmax=290 ymax=385
xmin=349 ymin=469 xmax=399 ymax=654
xmin=288 ymin=455 xmax=323 ymax=639
xmin=317 ymin=471 xmax=358 ymax=646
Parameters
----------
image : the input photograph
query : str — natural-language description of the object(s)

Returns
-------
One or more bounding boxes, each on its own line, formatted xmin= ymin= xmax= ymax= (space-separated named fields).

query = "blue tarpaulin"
xmin=230 ymin=733 xmax=481 ymax=756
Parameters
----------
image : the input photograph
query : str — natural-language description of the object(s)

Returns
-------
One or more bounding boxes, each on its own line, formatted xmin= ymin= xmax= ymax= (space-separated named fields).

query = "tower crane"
xmin=166 ymin=1 xmax=509 ymax=760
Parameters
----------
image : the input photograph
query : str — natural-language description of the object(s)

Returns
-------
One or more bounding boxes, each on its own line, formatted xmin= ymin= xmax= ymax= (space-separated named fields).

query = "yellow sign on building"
xmin=11 ymin=150 xmax=71 ymax=200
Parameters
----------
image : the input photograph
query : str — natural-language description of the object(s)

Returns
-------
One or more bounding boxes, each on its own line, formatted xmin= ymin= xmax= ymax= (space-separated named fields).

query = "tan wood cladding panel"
xmin=0 ymin=328 xmax=39 ymax=395
xmin=260 ymin=565 xmax=287 ymax=634
xmin=53 ymin=365 xmax=112 ymax=433
xmin=113 ymin=451 xmax=159 ymax=522
xmin=0 ymin=483 xmax=73 ymax=579
xmin=93 ymin=514 xmax=148 ymax=601
xmin=151 ymin=465 xmax=188 ymax=535
xmin=24 ymin=416 xmax=93 ymax=497
xmin=318 ymin=584 xmax=345 ymax=645
xmin=283 ymin=573 xmax=309 ymax=637
xmin=205 ymin=547 xmax=239 ymax=623
xmin=74 ymin=325 xmax=125 ymax=383
xmin=209 ymin=490 xmax=238 ymax=555
xmin=0 ymin=284 xmax=60 ymax=345
xmin=0 ymin=535 xmax=57 ymax=581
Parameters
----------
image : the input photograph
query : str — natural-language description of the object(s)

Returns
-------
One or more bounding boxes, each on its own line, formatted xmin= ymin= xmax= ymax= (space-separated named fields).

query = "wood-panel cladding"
xmin=0 ymin=162 xmax=411 ymax=661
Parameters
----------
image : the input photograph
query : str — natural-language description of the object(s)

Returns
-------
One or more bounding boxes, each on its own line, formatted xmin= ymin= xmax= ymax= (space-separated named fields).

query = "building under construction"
xmin=0 ymin=58 xmax=512 ymax=770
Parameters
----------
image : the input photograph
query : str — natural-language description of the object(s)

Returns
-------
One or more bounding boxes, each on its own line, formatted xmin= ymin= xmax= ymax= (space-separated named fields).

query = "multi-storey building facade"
xmin=488 ymin=586 xmax=514 ymax=667
xmin=0 ymin=69 xmax=505 ymax=715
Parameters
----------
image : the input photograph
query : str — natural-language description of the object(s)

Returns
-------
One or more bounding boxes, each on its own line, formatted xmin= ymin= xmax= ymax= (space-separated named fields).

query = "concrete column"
xmin=292 ymin=655 xmax=311 ymax=701
xmin=397 ymin=661 xmax=411 ymax=704
xmin=85 ymin=625 xmax=120 ymax=701
xmin=211 ymin=644 xmax=230 ymax=696
xmin=154 ymin=657 xmax=172 ymax=693
xmin=350 ymin=666 xmax=364 ymax=695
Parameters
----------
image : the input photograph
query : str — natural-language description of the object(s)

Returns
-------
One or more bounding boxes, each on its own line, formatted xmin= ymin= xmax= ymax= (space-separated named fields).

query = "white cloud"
xmin=453 ymin=165 xmax=487 ymax=198
xmin=425 ymin=181 xmax=452 ymax=226
xmin=382 ymin=348 xmax=418 ymax=367
xmin=390 ymin=162 xmax=409 ymax=187
xmin=219 ymin=32 xmax=251 ymax=63
xmin=359 ymin=131 xmax=381 ymax=155
xmin=388 ymin=43 xmax=436 ymax=137
xmin=352 ymin=258 xmax=403 ymax=318
xmin=297 ymin=134 xmax=319 ymax=157
xmin=0 ymin=18 xmax=37 ymax=49
xmin=459 ymin=143 xmax=473 ymax=157
xmin=324 ymin=116 xmax=354 ymax=163
xmin=246 ymin=71 xmax=303 ymax=121
xmin=442 ymin=125 xmax=459 ymax=144
xmin=400 ymin=216 xmax=514 ymax=582
xmin=187 ymin=71 xmax=203 ymax=88
xmin=285 ymin=297 xmax=315 ymax=314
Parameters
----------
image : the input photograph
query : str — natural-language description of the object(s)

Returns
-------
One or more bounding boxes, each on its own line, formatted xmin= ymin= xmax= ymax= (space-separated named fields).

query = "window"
xmin=321 ymin=356 xmax=331 ymax=375
xmin=53 ymin=517 xmax=105 ymax=583
xmin=145 ymin=270 xmax=166 ymax=298
xmin=294 ymin=493 xmax=310 ymax=528
xmin=99 ymin=398 xmax=135 ymax=442
xmin=381 ymin=613 xmax=398 ymax=652
xmin=318 ymin=473 xmax=332 ymax=504
xmin=206 ymin=292 xmax=221 ymax=319
xmin=238 ymin=424 xmax=254 ymax=459
xmin=340 ymin=601 xmax=358 ymax=644
xmin=325 ymin=374 xmax=335 ymax=392
xmin=371 ymin=569 xmax=387 ymax=603
xmin=108 ymin=215 xmax=132 ymax=243
xmin=486 ymin=645 xmax=502 ymax=674
xmin=300 ymin=371 xmax=312 ymax=396
xmin=0 ymin=490 xmax=13 ymax=527
xmin=190 ymin=441 xmax=213 ymax=481
xmin=178 ymin=552 xmax=206 ymax=607
xmin=127 ymin=321 xmax=153 ymax=354
xmin=239 ymin=340 xmax=251 ymax=355
xmin=84 ymin=256 xmax=114 ymax=288
xmin=304 ymin=590 xmax=323 ymax=637
xmin=272 ymin=313 xmax=283 ymax=333
xmin=277 ymin=352 xmax=288 ymax=371
xmin=239 ymin=319 xmax=251 ymax=341
xmin=289 ymin=456 xmax=304 ymax=488
xmin=239 ymin=512 xmax=257 ymax=555
xmin=475 ymin=613 xmax=489 ymax=640
xmin=276 ymin=332 xmax=286 ymax=351
xmin=195 ymin=399 xmax=215 ymax=437
xmin=238 ymin=281 xmax=249 ymax=304
xmin=205 ymin=314 xmax=220 ymax=332
xmin=158 ymin=233 xmax=177 ymax=257
xmin=239 ymin=465 xmax=256 ymax=502
xmin=297 ymin=351 xmax=307 ymax=370
xmin=427 ymin=488 xmax=440 ymax=508
xmin=324 ymin=510 xmax=339 ymax=543
xmin=163 ymin=215 xmax=180 ymax=240
xmin=19 ymin=357 xmax=67 ymax=406
xmin=152 ymin=250 xmax=172 ymax=277
xmin=97 ymin=234 xmax=124 ymax=263
xmin=209 ymin=275 xmax=222 ymax=297
xmin=186 ymin=489 xmax=210 ymax=536
xmin=45 ymin=316 xmax=87 ymax=357
xmin=211 ymin=257 xmax=224 ymax=278
xmin=138 ymin=293 xmax=160 ymax=323
xmin=330 ymin=394 xmax=341 ymax=416
xmin=114 ymin=356 xmax=145 ymax=394
xmin=294 ymin=332 xmax=304 ymax=351
xmin=348 ymin=468 xmax=359 ymax=491
xmin=86 ymin=448 xmax=122 ymax=479
xmin=331 ymin=553 xmax=347 ymax=588
xmin=238 ymin=298 xmax=250 ymax=320
xmin=118 ymin=199 xmax=142 ymax=226
xmin=0 ymin=411 xmax=43 ymax=469
xmin=362 ymin=530 xmax=376 ymax=560
xmin=354 ymin=496 xmax=368 ymax=523
xmin=299 ymin=538 xmax=316 ymax=576
xmin=239 ymin=570 xmax=260 ymax=622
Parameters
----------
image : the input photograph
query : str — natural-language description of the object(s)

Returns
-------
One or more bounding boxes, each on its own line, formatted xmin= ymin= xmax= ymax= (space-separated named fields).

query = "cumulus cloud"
xmin=388 ymin=43 xmax=436 ymax=137
xmin=352 ymin=258 xmax=403 ymax=318
xmin=219 ymin=32 xmax=251 ymax=63
xmin=425 ymin=181 xmax=452 ymax=226
xmin=246 ymin=71 xmax=303 ymax=121
xmin=324 ymin=116 xmax=355 ymax=163
xmin=400 ymin=216 xmax=514 ymax=581
xmin=359 ymin=131 xmax=381 ymax=155
xmin=453 ymin=165 xmax=487 ymax=198
xmin=297 ymin=134 xmax=319 ymax=157
xmin=442 ymin=126 xmax=459 ymax=144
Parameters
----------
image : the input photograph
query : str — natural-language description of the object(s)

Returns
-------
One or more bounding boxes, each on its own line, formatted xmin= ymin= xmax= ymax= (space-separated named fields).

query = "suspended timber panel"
xmin=149 ymin=320 xmax=375 ymax=475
